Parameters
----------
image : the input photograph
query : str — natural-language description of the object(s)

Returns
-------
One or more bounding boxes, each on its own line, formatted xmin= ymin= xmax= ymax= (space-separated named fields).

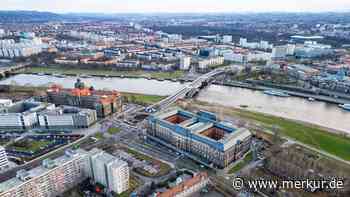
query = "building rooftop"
xmin=0 ymin=149 xmax=88 ymax=194
xmin=0 ymin=100 xmax=51 ymax=115
xmin=150 ymin=107 xmax=251 ymax=151
xmin=39 ymin=105 xmax=95 ymax=116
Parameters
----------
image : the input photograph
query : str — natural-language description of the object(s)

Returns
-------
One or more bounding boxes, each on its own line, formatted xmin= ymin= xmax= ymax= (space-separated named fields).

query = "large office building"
xmin=147 ymin=108 xmax=252 ymax=168
xmin=0 ymin=149 xmax=90 ymax=197
xmin=0 ymin=100 xmax=49 ymax=131
xmin=41 ymin=79 xmax=122 ymax=118
xmin=38 ymin=105 xmax=97 ymax=130
xmin=88 ymin=148 xmax=129 ymax=194
xmin=0 ymin=100 xmax=97 ymax=131
xmin=0 ymin=146 xmax=9 ymax=171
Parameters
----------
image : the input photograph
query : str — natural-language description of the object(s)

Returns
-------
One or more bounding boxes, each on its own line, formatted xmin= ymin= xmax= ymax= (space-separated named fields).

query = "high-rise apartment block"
xmin=0 ymin=149 xmax=89 ymax=197
xmin=88 ymin=148 xmax=129 ymax=194
xmin=0 ymin=146 xmax=9 ymax=171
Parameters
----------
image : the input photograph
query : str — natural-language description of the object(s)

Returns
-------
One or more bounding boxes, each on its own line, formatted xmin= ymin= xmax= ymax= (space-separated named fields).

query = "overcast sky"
xmin=1 ymin=0 xmax=350 ymax=13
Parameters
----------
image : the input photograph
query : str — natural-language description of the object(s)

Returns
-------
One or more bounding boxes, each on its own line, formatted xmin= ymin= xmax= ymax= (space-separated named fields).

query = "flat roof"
xmin=0 ymin=149 xmax=88 ymax=194
xmin=150 ymin=107 xmax=251 ymax=151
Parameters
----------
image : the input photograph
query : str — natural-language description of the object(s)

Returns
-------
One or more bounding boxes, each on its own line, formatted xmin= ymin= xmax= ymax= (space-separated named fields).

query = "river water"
xmin=1 ymin=74 xmax=350 ymax=133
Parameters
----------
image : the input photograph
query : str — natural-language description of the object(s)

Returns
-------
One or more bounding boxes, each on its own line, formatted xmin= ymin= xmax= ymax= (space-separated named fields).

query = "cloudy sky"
xmin=1 ymin=0 xmax=350 ymax=13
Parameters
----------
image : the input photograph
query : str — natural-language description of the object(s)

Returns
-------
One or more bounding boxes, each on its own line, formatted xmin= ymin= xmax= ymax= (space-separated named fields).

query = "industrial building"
xmin=88 ymin=148 xmax=129 ymax=194
xmin=41 ymin=79 xmax=122 ymax=118
xmin=0 ymin=149 xmax=90 ymax=197
xmin=38 ymin=105 xmax=97 ymax=130
xmin=147 ymin=108 xmax=252 ymax=168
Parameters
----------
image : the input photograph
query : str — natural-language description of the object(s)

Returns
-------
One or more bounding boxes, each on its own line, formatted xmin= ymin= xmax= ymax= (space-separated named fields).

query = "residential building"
xmin=272 ymin=46 xmax=288 ymax=59
xmin=0 ymin=36 xmax=45 ymax=58
xmin=147 ymin=108 xmax=252 ymax=168
xmin=0 ymin=29 xmax=5 ymax=37
xmin=88 ymin=149 xmax=129 ymax=194
xmin=239 ymin=38 xmax=273 ymax=50
xmin=222 ymin=35 xmax=232 ymax=44
xmin=179 ymin=56 xmax=191 ymax=70
xmin=0 ymin=149 xmax=89 ymax=197
xmin=0 ymin=146 xmax=9 ymax=170
xmin=294 ymin=41 xmax=333 ymax=59
xmin=197 ymin=56 xmax=224 ymax=71
xmin=156 ymin=172 xmax=209 ymax=197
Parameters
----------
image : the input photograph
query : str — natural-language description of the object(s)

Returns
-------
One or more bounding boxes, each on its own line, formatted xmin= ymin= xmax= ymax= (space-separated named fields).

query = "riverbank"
xmin=0 ymin=84 xmax=166 ymax=105
xmin=17 ymin=66 xmax=186 ymax=81
xmin=213 ymin=80 xmax=350 ymax=105
xmin=122 ymin=92 xmax=166 ymax=105
xmin=187 ymin=100 xmax=350 ymax=162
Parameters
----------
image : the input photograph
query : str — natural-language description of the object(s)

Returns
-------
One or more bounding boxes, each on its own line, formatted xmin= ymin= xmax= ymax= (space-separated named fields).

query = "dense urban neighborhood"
xmin=0 ymin=5 xmax=349 ymax=197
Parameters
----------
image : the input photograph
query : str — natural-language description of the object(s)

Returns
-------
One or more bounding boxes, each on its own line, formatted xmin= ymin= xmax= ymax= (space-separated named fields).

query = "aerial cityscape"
xmin=0 ymin=1 xmax=349 ymax=197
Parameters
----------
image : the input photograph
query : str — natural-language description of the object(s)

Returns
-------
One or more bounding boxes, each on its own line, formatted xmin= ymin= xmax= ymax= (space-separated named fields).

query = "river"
xmin=1 ymin=74 xmax=350 ymax=133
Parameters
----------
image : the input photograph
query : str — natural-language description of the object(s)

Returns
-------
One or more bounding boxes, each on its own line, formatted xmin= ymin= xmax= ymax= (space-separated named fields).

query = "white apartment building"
xmin=88 ymin=148 xmax=129 ymax=194
xmin=224 ymin=52 xmax=271 ymax=63
xmin=0 ymin=38 xmax=44 ymax=58
xmin=198 ymin=56 xmax=224 ymax=70
xmin=222 ymin=35 xmax=232 ymax=44
xmin=286 ymin=44 xmax=296 ymax=55
xmin=179 ymin=56 xmax=191 ymax=70
xmin=0 ymin=29 xmax=5 ymax=37
xmin=272 ymin=45 xmax=288 ymax=59
xmin=0 ymin=146 xmax=9 ymax=170
xmin=69 ymin=31 xmax=115 ymax=43
xmin=0 ymin=149 xmax=90 ymax=197
xmin=106 ymin=159 xmax=129 ymax=194
xmin=239 ymin=38 xmax=273 ymax=50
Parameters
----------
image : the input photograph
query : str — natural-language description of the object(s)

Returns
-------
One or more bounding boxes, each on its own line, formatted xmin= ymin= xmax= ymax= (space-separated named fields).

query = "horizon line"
xmin=0 ymin=9 xmax=350 ymax=15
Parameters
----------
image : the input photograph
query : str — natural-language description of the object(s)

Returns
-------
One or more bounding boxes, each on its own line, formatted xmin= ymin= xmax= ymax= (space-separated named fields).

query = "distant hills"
xmin=0 ymin=11 xmax=64 ymax=22
xmin=0 ymin=10 xmax=350 ymax=23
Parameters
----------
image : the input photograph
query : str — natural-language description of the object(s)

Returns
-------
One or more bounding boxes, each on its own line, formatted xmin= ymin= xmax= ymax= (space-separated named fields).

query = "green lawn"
xmin=94 ymin=132 xmax=105 ymax=140
xmin=107 ymin=127 xmax=121 ymax=135
xmin=21 ymin=66 xmax=185 ymax=79
xmin=148 ymin=70 xmax=185 ymax=79
xmin=122 ymin=92 xmax=166 ymax=105
xmin=228 ymin=152 xmax=253 ymax=174
xmin=231 ymin=109 xmax=350 ymax=161
xmin=10 ymin=140 xmax=52 ymax=152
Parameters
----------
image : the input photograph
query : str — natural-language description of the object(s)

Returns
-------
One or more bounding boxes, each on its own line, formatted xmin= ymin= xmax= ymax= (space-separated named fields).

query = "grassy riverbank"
xmin=2 ymin=84 xmax=166 ymax=105
xmin=122 ymin=92 xmax=166 ymax=105
xmin=190 ymin=101 xmax=350 ymax=161
xmin=18 ymin=66 xmax=185 ymax=79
